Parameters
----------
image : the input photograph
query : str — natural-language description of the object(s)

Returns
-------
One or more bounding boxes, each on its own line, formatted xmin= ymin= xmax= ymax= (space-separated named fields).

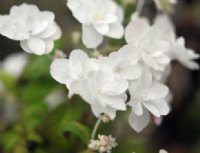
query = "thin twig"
xmin=91 ymin=116 xmax=102 ymax=139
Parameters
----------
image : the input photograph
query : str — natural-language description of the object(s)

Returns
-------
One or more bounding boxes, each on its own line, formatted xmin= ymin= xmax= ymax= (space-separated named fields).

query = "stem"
xmin=136 ymin=0 xmax=145 ymax=15
xmin=91 ymin=116 xmax=102 ymax=139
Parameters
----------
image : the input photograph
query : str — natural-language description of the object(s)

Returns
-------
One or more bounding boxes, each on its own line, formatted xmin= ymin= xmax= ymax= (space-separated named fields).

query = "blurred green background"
xmin=0 ymin=0 xmax=200 ymax=153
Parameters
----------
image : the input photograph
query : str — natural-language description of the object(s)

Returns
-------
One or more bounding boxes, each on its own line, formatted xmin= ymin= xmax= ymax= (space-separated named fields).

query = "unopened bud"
xmin=71 ymin=31 xmax=81 ymax=45
xmin=54 ymin=50 xmax=66 ymax=59
xmin=101 ymin=114 xmax=111 ymax=123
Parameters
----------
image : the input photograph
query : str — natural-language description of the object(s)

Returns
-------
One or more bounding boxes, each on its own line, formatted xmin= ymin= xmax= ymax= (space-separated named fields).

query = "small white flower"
xmin=155 ymin=15 xmax=199 ymax=70
xmin=51 ymin=49 xmax=128 ymax=119
xmin=100 ymin=44 xmax=141 ymax=80
xmin=125 ymin=16 xmax=170 ymax=71
xmin=1 ymin=53 xmax=29 ymax=78
xmin=67 ymin=0 xmax=124 ymax=48
xmin=80 ymin=65 xmax=128 ymax=119
xmin=170 ymin=37 xmax=199 ymax=70
xmin=50 ymin=49 xmax=98 ymax=97
xmin=0 ymin=3 xmax=61 ymax=55
xmin=128 ymin=69 xmax=169 ymax=132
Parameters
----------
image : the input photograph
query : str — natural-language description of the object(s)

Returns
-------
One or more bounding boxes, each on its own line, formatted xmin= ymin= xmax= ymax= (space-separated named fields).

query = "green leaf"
xmin=60 ymin=121 xmax=91 ymax=144
xmin=0 ymin=72 xmax=16 ymax=92
xmin=1 ymin=131 xmax=20 ymax=152
xmin=23 ymin=56 xmax=51 ymax=80
xmin=20 ymin=81 xmax=56 ymax=102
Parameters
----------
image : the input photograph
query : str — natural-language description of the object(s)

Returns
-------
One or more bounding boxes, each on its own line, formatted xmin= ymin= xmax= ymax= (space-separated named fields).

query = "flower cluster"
xmin=0 ymin=3 xmax=61 ymax=55
xmin=51 ymin=12 xmax=199 ymax=132
xmin=67 ymin=0 xmax=124 ymax=48
xmin=88 ymin=135 xmax=117 ymax=153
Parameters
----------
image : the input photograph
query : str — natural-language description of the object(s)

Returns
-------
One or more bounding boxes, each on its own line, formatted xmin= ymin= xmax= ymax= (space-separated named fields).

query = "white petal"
xmin=67 ymin=0 xmax=91 ymax=24
xmin=31 ymin=11 xmax=55 ymax=35
xmin=129 ymin=109 xmax=150 ymax=133
xmin=38 ymin=23 xmax=58 ymax=39
xmin=159 ymin=149 xmax=168 ymax=153
xmin=118 ymin=44 xmax=140 ymax=63
xmin=143 ymin=100 xmax=170 ymax=117
xmin=116 ymin=6 xmax=124 ymax=23
xmin=0 ymin=18 xmax=29 ymax=40
xmin=45 ymin=40 xmax=54 ymax=53
xmin=99 ymin=95 xmax=127 ymax=111
xmin=82 ymin=25 xmax=103 ymax=48
xmin=122 ymin=65 xmax=141 ymax=80
xmin=69 ymin=49 xmax=89 ymax=62
xmin=27 ymin=38 xmax=46 ymax=55
xmin=91 ymin=103 xmax=117 ymax=120
xmin=125 ymin=17 xmax=150 ymax=47
xmin=139 ymin=69 xmax=153 ymax=89
xmin=155 ymin=100 xmax=170 ymax=115
xmin=94 ymin=23 xmax=109 ymax=35
xmin=50 ymin=24 xmax=62 ymax=40
xmin=50 ymin=59 xmax=69 ymax=84
xmin=146 ymin=82 xmax=169 ymax=100
xmin=129 ymin=99 xmax=143 ymax=116
xmin=106 ymin=22 xmax=124 ymax=38
xmin=143 ymin=101 xmax=161 ymax=117
xmin=20 ymin=40 xmax=33 ymax=53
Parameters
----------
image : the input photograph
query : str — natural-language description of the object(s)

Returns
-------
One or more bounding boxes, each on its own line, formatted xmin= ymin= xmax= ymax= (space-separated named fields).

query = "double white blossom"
xmin=155 ymin=15 xmax=199 ymax=70
xmin=128 ymin=69 xmax=169 ymax=132
xmin=0 ymin=3 xmax=61 ymax=55
xmin=100 ymin=45 xmax=141 ymax=80
xmin=67 ymin=0 xmax=124 ymax=48
xmin=50 ymin=49 xmax=128 ymax=119
xmin=125 ymin=15 xmax=171 ymax=72
xmin=50 ymin=49 xmax=98 ymax=97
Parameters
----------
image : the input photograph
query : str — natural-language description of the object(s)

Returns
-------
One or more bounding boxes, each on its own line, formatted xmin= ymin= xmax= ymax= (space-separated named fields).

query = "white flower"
xmin=125 ymin=16 xmax=170 ymax=71
xmin=51 ymin=49 xmax=128 ymax=119
xmin=50 ymin=49 xmax=98 ymax=97
xmin=159 ymin=149 xmax=168 ymax=153
xmin=170 ymin=37 xmax=199 ymax=70
xmin=80 ymin=65 xmax=128 ymax=119
xmin=100 ymin=44 xmax=141 ymax=80
xmin=89 ymin=135 xmax=117 ymax=153
xmin=0 ymin=3 xmax=61 ymax=55
xmin=1 ymin=53 xmax=29 ymax=78
xmin=67 ymin=0 xmax=124 ymax=48
xmin=155 ymin=15 xmax=199 ymax=70
xmin=128 ymin=69 xmax=169 ymax=132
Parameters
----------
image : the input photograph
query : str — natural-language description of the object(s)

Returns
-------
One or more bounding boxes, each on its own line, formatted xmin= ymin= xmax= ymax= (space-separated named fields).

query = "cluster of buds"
xmin=88 ymin=135 xmax=117 ymax=153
